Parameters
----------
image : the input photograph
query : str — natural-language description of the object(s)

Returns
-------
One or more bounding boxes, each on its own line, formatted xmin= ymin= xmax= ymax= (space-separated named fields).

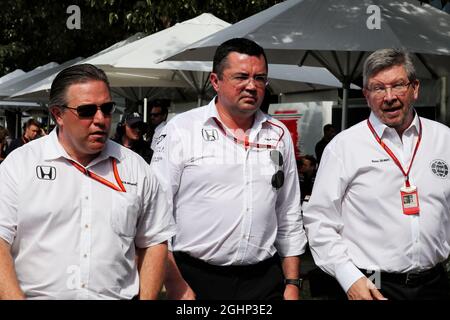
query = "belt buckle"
xmin=405 ymin=272 xmax=412 ymax=286
xmin=405 ymin=271 xmax=420 ymax=286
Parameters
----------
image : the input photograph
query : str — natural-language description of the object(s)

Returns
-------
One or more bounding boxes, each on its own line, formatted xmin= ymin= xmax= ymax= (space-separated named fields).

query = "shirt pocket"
xmin=110 ymin=192 xmax=141 ymax=238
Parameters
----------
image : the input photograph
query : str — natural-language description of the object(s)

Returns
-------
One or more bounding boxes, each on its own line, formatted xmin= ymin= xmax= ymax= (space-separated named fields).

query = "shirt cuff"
xmin=335 ymin=261 xmax=366 ymax=293
xmin=135 ymin=226 xmax=176 ymax=249
xmin=275 ymin=232 xmax=307 ymax=257
xmin=0 ymin=226 xmax=14 ymax=245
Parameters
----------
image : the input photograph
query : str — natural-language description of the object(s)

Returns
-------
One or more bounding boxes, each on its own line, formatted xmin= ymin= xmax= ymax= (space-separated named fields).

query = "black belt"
xmin=173 ymin=251 xmax=280 ymax=275
xmin=360 ymin=263 xmax=445 ymax=287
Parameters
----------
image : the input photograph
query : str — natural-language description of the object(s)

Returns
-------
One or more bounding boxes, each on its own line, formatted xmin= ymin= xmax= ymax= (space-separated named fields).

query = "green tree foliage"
xmin=0 ymin=0 xmax=281 ymax=76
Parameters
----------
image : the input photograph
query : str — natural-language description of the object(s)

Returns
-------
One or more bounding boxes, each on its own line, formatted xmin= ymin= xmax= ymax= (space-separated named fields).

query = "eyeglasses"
xmin=270 ymin=150 xmax=284 ymax=189
xmin=225 ymin=74 xmax=269 ymax=89
xmin=366 ymin=82 xmax=413 ymax=97
xmin=62 ymin=101 xmax=116 ymax=118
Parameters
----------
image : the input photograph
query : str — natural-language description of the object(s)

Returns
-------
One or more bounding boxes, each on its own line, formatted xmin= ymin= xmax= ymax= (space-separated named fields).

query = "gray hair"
xmin=363 ymin=49 xmax=416 ymax=88
xmin=49 ymin=64 xmax=111 ymax=108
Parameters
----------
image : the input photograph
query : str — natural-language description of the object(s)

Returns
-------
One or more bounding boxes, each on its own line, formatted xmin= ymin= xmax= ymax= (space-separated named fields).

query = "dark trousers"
xmin=173 ymin=252 xmax=284 ymax=300
xmin=359 ymin=264 xmax=450 ymax=300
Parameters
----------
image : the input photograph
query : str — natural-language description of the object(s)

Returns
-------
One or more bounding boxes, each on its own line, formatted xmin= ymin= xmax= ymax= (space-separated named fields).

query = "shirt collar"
xmin=203 ymin=97 xmax=271 ymax=131
xmin=43 ymin=128 xmax=125 ymax=167
xmin=368 ymin=110 xmax=420 ymax=139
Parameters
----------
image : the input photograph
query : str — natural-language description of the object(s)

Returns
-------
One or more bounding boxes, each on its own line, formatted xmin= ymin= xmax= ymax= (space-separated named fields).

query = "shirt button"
xmin=85 ymin=196 xmax=89 ymax=200
xmin=83 ymin=254 xmax=88 ymax=258
xmin=84 ymin=224 xmax=89 ymax=229
xmin=81 ymin=284 xmax=86 ymax=288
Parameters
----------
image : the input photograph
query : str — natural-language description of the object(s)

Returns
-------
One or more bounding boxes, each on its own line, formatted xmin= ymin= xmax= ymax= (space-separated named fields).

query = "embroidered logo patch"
xmin=36 ymin=166 xmax=56 ymax=180
xmin=430 ymin=159 xmax=448 ymax=178
xmin=202 ymin=128 xmax=219 ymax=142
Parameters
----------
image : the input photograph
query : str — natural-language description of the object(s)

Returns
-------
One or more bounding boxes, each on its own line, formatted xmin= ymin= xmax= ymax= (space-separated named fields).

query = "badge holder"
xmin=400 ymin=184 xmax=420 ymax=215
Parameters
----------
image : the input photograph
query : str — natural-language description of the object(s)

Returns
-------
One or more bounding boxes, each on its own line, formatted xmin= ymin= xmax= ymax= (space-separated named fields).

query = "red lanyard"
xmin=212 ymin=118 xmax=285 ymax=149
xmin=68 ymin=158 xmax=126 ymax=192
xmin=367 ymin=118 xmax=422 ymax=187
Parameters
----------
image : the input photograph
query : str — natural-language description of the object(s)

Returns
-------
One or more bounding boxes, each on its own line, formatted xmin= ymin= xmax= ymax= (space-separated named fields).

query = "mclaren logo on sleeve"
xmin=36 ymin=166 xmax=57 ymax=180
xmin=202 ymin=128 xmax=219 ymax=142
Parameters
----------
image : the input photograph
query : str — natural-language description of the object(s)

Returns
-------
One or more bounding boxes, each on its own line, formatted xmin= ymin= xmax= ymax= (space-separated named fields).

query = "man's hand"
xmin=165 ymin=278 xmax=196 ymax=300
xmin=284 ymin=284 xmax=300 ymax=300
xmin=346 ymin=277 xmax=387 ymax=300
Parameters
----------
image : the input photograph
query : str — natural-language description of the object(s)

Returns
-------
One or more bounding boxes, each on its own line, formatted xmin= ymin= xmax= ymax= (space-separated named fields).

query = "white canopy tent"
xmin=163 ymin=0 xmax=450 ymax=128
xmin=12 ymin=13 xmax=356 ymax=112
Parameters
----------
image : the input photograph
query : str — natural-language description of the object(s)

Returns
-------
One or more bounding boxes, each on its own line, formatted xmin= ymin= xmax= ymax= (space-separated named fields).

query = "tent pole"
xmin=143 ymin=98 xmax=148 ymax=123
xmin=341 ymin=84 xmax=349 ymax=131
xmin=440 ymin=76 xmax=448 ymax=125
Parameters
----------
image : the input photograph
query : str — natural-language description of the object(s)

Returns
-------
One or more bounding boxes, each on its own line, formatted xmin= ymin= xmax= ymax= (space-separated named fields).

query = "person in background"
xmin=152 ymin=38 xmax=307 ymax=300
xmin=5 ymin=118 xmax=41 ymax=156
xmin=315 ymin=124 xmax=336 ymax=164
xmin=304 ymin=48 xmax=450 ymax=300
xmin=113 ymin=112 xmax=152 ymax=163
xmin=0 ymin=126 xmax=9 ymax=164
xmin=297 ymin=155 xmax=317 ymax=204
xmin=149 ymin=100 xmax=169 ymax=153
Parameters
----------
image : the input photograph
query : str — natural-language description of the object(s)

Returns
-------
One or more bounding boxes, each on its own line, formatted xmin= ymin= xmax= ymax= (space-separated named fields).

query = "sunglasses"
xmin=149 ymin=113 xmax=163 ymax=117
xmin=270 ymin=150 xmax=284 ymax=189
xmin=62 ymin=101 xmax=116 ymax=118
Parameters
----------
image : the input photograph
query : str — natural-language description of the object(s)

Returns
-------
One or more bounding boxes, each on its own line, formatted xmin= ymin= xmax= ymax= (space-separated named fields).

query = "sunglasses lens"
xmin=77 ymin=104 xmax=97 ymax=117
xmin=100 ymin=102 xmax=115 ymax=115
xmin=76 ymin=102 xmax=115 ymax=117
xmin=270 ymin=150 xmax=283 ymax=166
xmin=271 ymin=170 xmax=284 ymax=189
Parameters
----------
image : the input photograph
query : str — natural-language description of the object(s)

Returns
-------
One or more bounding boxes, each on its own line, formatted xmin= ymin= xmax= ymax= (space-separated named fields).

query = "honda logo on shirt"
xmin=36 ymin=166 xmax=56 ymax=180
xmin=202 ymin=129 xmax=219 ymax=142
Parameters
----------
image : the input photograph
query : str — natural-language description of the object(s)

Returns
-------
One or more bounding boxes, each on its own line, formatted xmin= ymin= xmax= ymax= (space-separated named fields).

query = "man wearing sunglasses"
xmin=113 ymin=112 xmax=152 ymax=164
xmin=152 ymin=38 xmax=307 ymax=300
xmin=304 ymin=49 xmax=450 ymax=300
xmin=0 ymin=64 xmax=175 ymax=299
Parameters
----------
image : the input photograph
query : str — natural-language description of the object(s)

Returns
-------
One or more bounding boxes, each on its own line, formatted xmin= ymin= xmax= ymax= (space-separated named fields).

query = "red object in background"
xmin=273 ymin=110 xmax=301 ymax=159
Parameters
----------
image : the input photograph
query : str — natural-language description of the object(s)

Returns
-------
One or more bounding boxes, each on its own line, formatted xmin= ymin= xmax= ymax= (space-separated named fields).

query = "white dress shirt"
xmin=151 ymin=98 xmax=307 ymax=266
xmin=303 ymin=112 xmax=450 ymax=292
xmin=0 ymin=129 xmax=176 ymax=299
xmin=151 ymin=121 xmax=166 ymax=151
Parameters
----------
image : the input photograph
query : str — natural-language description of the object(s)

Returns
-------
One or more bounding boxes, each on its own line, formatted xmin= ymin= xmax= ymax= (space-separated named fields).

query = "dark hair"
xmin=212 ymin=38 xmax=268 ymax=79
xmin=323 ymin=124 xmax=334 ymax=134
xmin=0 ymin=126 xmax=9 ymax=144
xmin=113 ymin=122 xmax=126 ymax=142
xmin=49 ymin=64 xmax=110 ymax=108
xmin=149 ymin=99 xmax=169 ymax=116
xmin=23 ymin=118 xmax=41 ymax=130
xmin=302 ymin=155 xmax=317 ymax=167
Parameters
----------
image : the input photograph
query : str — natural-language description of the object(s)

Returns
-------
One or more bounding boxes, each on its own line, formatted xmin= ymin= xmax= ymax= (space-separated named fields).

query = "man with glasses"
xmin=304 ymin=49 xmax=450 ymax=300
xmin=0 ymin=64 xmax=175 ymax=299
xmin=152 ymin=38 xmax=307 ymax=300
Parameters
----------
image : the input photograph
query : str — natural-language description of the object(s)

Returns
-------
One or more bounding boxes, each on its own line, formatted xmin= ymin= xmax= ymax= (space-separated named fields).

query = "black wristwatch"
xmin=284 ymin=278 xmax=303 ymax=289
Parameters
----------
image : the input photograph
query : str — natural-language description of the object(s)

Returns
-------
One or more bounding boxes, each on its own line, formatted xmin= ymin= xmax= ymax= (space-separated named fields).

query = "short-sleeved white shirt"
xmin=151 ymin=98 xmax=307 ymax=266
xmin=0 ymin=129 xmax=176 ymax=299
